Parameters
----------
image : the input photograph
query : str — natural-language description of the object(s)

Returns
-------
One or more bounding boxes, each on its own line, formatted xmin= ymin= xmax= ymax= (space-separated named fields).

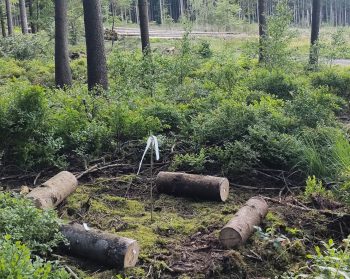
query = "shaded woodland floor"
xmin=35 ymin=168 xmax=347 ymax=278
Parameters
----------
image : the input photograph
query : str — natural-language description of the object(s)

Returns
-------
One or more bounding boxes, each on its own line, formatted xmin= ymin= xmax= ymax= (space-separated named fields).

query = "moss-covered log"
xmin=27 ymin=171 xmax=78 ymax=209
xmin=219 ymin=197 xmax=268 ymax=248
xmin=61 ymin=223 xmax=139 ymax=268
xmin=156 ymin=171 xmax=229 ymax=202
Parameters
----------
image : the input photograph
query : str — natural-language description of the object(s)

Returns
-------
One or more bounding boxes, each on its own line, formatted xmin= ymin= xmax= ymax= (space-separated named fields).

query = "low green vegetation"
xmin=0 ymin=194 xmax=69 ymax=278
xmin=1 ymin=18 xmax=350 ymax=278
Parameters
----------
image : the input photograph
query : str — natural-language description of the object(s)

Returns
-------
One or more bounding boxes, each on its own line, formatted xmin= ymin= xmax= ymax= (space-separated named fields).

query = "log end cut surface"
xmin=219 ymin=196 xmax=268 ymax=249
xmin=219 ymin=178 xmax=230 ymax=202
xmin=124 ymin=240 xmax=140 ymax=268
xmin=219 ymin=227 xmax=242 ymax=248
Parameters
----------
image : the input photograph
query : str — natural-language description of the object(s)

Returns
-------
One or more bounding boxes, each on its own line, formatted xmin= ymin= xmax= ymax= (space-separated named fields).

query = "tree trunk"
xmin=179 ymin=0 xmax=184 ymax=19
xmin=82 ymin=0 xmax=109 ymax=91
xmin=4 ymin=0 xmax=12 ymax=35
xmin=19 ymin=0 xmax=28 ymax=34
xmin=36 ymin=0 xmax=40 ymax=32
xmin=159 ymin=0 xmax=162 ymax=24
xmin=258 ymin=0 xmax=267 ymax=63
xmin=61 ymin=223 xmax=139 ymax=269
xmin=55 ymin=0 xmax=72 ymax=88
xmin=309 ymin=0 xmax=321 ymax=67
xmin=28 ymin=0 xmax=36 ymax=33
xmin=111 ymin=0 xmax=116 ymax=47
xmin=156 ymin=172 xmax=230 ymax=202
xmin=26 ymin=171 xmax=78 ymax=209
xmin=138 ymin=0 xmax=151 ymax=53
xmin=219 ymin=197 xmax=268 ymax=249
xmin=0 ymin=2 xmax=6 ymax=37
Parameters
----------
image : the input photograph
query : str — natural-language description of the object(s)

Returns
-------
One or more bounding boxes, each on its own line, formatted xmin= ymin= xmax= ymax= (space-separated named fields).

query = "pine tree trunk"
xmin=55 ymin=0 xmax=72 ymax=88
xmin=82 ymin=0 xmax=109 ymax=91
xmin=258 ymin=0 xmax=267 ymax=63
xmin=159 ymin=0 xmax=162 ymax=24
xmin=19 ymin=0 xmax=28 ymax=34
xmin=5 ymin=0 xmax=12 ymax=35
xmin=0 ymin=2 xmax=6 ymax=37
xmin=36 ymin=0 xmax=40 ymax=32
xmin=309 ymin=0 xmax=321 ymax=67
xmin=179 ymin=0 xmax=184 ymax=19
xmin=138 ymin=0 xmax=150 ymax=53
xmin=28 ymin=0 xmax=36 ymax=33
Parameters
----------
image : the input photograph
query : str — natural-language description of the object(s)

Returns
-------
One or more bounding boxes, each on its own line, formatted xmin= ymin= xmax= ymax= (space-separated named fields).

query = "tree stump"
xmin=27 ymin=171 xmax=78 ymax=209
xmin=156 ymin=171 xmax=229 ymax=202
xmin=219 ymin=197 xmax=268 ymax=248
xmin=61 ymin=223 xmax=139 ymax=268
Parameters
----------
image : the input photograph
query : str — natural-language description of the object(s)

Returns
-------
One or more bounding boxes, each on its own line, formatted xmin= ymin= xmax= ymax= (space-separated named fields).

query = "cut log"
xmin=156 ymin=171 xmax=229 ymax=202
xmin=219 ymin=197 xmax=268 ymax=249
xmin=26 ymin=171 xmax=78 ymax=209
xmin=61 ymin=223 xmax=139 ymax=268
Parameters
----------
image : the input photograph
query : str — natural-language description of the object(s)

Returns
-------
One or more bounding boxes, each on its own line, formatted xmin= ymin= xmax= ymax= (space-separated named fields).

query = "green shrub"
xmin=245 ymin=69 xmax=303 ymax=100
xmin=285 ymin=237 xmax=350 ymax=278
xmin=0 ymin=193 xmax=66 ymax=254
xmin=0 ymin=85 xmax=64 ymax=169
xmin=260 ymin=0 xmax=296 ymax=69
xmin=286 ymin=88 xmax=342 ymax=128
xmin=170 ymin=149 xmax=207 ymax=173
xmin=304 ymin=176 xmax=333 ymax=200
xmin=0 ymin=59 xmax=25 ymax=81
xmin=197 ymin=41 xmax=213 ymax=58
xmin=19 ymin=59 xmax=55 ymax=86
xmin=0 ymin=235 xmax=69 ymax=279
xmin=70 ymin=58 xmax=87 ymax=82
xmin=311 ymin=68 xmax=350 ymax=99
xmin=142 ymin=103 xmax=183 ymax=133
xmin=0 ymin=33 xmax=51 ymax=60
xmin=207 ymin=141 xmax=259 ymax=175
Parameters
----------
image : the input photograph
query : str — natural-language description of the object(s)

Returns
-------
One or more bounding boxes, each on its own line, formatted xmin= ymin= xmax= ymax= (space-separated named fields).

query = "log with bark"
xmin=61 ymin=223 xmax=139 ymax=268
xmin=26 ymin=171 xmax=78 ymax=209
xmin=156 ymin=171 xmax=229 ymax=202
xmin=219 ymin=197 xmax=268 ymax=249
xmin=25 ymin=171 xmax=140 ymax=269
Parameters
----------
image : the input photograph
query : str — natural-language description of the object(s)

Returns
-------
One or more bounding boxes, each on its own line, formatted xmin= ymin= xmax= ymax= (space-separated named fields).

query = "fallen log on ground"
xmin=26 ymin=171 xmax=140 ymax=269
xmin=61 ymin=223 xmax=139 ymax=268
xmin=156 ymin=171 xmax=229 ymax=202
xmin=26 ymin=171 xmax=78 ymax=209
xmin=219 ymin=197 xmax=268 ymax=248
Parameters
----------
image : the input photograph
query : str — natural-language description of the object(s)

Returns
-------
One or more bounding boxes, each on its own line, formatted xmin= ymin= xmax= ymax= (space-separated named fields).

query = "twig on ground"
xmin=64 ymin=265 xmax=80 ymax=279
xmin=261 ymin=196 xmax=349 ymax=218
xmin=33 ymin=171 xmax=42 ymax=186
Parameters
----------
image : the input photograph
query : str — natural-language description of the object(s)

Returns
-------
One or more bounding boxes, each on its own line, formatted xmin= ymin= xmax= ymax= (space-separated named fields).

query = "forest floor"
xmin=30 ymin=165 xmax=345 ymax=279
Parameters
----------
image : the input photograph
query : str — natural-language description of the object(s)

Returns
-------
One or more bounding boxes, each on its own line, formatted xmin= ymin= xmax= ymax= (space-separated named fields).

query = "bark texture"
xmin=19 ymin=0 xmax=28 ymax=34
xmin=219 ymin=197 xmax=268 ymax=249
xmin=4 ymin=0 xmax=12 ymax=35
xmin=82 ymin=0 xmax=109 ymax=91
xmin=55 ymin=0 xmax=72 ymax=88
xmin=309 ymin=0 xmax=321 ymax=67
xmin=138 ymin=0 xmax=150 ymax=53
xmin=28 ymin=0 xmax=36 ymax=33
xmin=156 ymin=172 xmax=229 ymax=202
xmin=0 ymin=2 xmax=6 ymax=37
xmin=61 ymin=223 xmax=140 ymax=268
xmin=258 ymin=0 xmax=267 ymax=63
xmin=26 ymin=171 xmax=78 ymax=209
